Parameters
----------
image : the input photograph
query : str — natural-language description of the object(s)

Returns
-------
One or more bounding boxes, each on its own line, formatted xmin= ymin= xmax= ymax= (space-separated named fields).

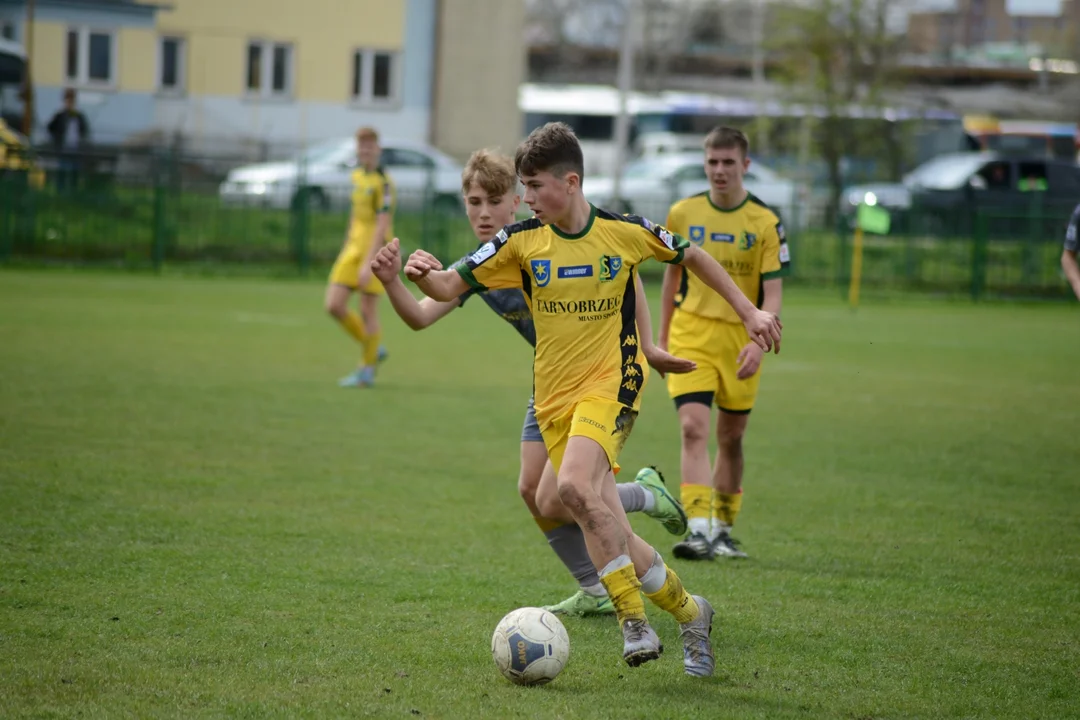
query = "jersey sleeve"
xmin=451 ymin=227 xmax=523 ymax=291
xmin=375 ymin=172 xmax=394 ymax=215
xmin=625 ymin=214 xmax=689 ymax=265
xmin=1066 ymin=204 xmax=1080 ymax=253
xmin=761 ymin=217 xmax=791 ymax=280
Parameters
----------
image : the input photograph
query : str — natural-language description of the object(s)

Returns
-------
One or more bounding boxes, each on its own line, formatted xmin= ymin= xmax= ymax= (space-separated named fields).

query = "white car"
xmin=219 ymin=138 xmax=465 ymax=213
xmin=582 ymin=153 xmax=799 ymax=227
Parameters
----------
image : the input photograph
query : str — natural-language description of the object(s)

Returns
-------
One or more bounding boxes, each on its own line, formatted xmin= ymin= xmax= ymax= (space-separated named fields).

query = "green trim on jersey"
xmin=706 ymin=191 xmax=751 ymax=214
xmin=762 ymin=266 xmax=791 ymax=280
xmin=454 ymin=262 xmax=486 ymax=291
xmin=551 ymin=204 xmax=598 ymax=240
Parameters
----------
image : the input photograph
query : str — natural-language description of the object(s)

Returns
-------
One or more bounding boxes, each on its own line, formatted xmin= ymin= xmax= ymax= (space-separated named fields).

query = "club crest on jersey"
xmin=688 ymin=226 xmax=706 ymax=245
xmin=531 ymin=259 xmax=552 ymax=287
xmin=739 ymin=231 xmax=757 ymax=251
xmin=599 ymin=255 xmax=623 ymax=283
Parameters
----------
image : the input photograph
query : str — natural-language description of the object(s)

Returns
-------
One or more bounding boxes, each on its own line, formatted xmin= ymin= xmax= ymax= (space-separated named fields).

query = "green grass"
xmin=1 ymin=271 xmax=1079 ymax=719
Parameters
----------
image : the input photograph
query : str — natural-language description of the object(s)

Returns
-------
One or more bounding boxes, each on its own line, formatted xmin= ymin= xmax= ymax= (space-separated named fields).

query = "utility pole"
xmin=21 ymin=0 xmax=35 ymax=138
xmin=751 ymin=0 xmax=768 ymax=156
xmin=611 ymin=0 xmax=638 ymax=208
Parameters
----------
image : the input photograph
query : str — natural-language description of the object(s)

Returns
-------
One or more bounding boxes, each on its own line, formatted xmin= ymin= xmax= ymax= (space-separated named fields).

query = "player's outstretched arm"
xmin=680 ymin=245 xmax=782 ymax=353
xmin=634 ymin=274 xmax=695 ymax=377
xmin=372 ymin=239 xmax=461 ymax=329
xmin=405 ymin=249 xmax=470 ymax=302
xmin=1062 ymin=249 xmax=1080 ymax=301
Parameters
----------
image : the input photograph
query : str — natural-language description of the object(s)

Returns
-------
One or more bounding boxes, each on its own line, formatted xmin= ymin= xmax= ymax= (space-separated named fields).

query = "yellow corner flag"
xmin=849 ymin=202 xmax=891 ymax=310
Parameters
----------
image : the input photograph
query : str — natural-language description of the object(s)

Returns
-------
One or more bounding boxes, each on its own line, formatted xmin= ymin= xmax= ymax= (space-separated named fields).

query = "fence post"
xmin=836 ymin=214 xmax=849 ymax=300
xmin=151 ymin=149 xmax=166 ymax=271
xmin=290 ymin=155 xmax=310 ymax=274
xmin=970 ymin=211 xmax=988 ymax=301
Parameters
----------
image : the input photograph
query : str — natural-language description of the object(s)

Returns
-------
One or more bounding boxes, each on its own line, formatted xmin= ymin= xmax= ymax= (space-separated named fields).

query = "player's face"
xmin=705 ymin=146 xmax=750 ymax=195
xmin=520 ymin=170 xmax=575 ymax=224
xmin=357 ymin=138 xmax=380 ymax=169
xmin=463 ymin=183 xmax=520 ymax=242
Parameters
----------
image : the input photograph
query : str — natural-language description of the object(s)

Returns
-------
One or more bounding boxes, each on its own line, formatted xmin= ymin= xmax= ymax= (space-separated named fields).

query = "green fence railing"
xmin=1 ymin=148 xmax=1076 ymax=301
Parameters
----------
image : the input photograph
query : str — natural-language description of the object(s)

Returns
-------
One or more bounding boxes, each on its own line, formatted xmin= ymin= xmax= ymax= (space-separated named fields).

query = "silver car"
xmin=219 ymin=137 xmax=465 ymax=213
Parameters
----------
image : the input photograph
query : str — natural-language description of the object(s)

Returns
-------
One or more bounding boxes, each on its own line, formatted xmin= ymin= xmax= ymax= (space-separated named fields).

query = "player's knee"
xmin=534 ymin=483 xmax=563 ymax=520
xmin=679 ymin=416 xmax=709 ymax=447
xmin=556 ymin=476 xmax=589 ymax=514
xmin=325 ymin=297 xmax=346 ymax=319
xmin=517 ymin=470 xmax=540 ymax=507
xmin=716 ymin=425 xmax=745 ymax=453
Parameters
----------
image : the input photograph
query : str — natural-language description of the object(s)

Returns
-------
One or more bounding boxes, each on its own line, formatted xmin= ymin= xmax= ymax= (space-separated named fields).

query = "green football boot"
xmin=634 ymin=466 xmax=689 ymax=536
xmin=542 ymin=590 xmax=614 ymax=617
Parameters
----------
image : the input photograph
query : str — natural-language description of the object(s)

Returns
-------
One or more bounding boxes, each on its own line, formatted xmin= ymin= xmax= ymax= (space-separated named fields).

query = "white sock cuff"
xmin=599 ymin=554 xmax=633 ymax=578
xmin=639 ymin=552 xmax=667 ymax=594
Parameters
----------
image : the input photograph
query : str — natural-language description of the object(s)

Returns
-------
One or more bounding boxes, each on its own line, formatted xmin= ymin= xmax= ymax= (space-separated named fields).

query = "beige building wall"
xmin=431 ymin=0 xmax=525 ymax=162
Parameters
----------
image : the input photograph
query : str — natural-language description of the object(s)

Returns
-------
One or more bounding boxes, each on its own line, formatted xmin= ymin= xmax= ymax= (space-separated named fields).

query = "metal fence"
xmin=0 ymin=147 xmax=1075 ymax=300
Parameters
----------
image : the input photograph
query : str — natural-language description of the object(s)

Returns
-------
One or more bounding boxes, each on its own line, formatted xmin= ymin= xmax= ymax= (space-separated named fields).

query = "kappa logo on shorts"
xmin=599 ymin=255 xmax=623 ymax=283
xmin=531 ymin=259 xmax=552 ymax=287
xmin=689 ymin=226 xmax=706 ymax=245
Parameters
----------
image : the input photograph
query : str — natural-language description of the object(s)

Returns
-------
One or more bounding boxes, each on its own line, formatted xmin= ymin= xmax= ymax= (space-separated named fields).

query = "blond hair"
xmin=356 ymin=126 xmax=379 ymax=143
xmin=461 ymin=149 xmax=517 ymax=197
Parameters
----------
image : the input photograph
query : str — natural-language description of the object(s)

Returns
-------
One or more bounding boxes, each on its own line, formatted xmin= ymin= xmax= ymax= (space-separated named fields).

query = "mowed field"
xmin=1 ymin=269 xmax=1078 ymax=719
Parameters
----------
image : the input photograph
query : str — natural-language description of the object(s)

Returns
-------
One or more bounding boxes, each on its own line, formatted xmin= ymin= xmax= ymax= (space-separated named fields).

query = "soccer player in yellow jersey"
xmin=324 ymin=127 xmax=395 ymax=387
xmin=660 ymin=126 xmax=791 ymax=561
xmin=402 ymin=122 xmax=782 ymax=675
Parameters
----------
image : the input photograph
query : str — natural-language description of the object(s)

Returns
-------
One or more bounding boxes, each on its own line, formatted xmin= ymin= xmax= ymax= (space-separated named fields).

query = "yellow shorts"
xmin=540 ymin=398 xmax=636 ymax=476
xmin=666 ymin=309 xmax=761 ymax=413
xmin=328 ymin=243 xmax=384 ymax=295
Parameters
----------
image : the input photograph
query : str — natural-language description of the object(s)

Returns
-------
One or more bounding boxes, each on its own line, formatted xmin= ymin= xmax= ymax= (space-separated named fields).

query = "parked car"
xmin=219 ymin=138 xmax=465 ymax=213
xmin=841 ymin=151 xmax=1080 ymax=234
xmin=582 ymin=153 xmax=799 ymax=227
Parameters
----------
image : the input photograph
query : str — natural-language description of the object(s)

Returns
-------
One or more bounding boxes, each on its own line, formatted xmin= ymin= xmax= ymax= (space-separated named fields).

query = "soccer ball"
xmin=491 ymin=607 xmax=570 ymax=685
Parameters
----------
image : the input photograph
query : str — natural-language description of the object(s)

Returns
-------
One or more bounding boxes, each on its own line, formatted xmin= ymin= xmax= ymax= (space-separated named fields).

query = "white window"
xmin=65 ymin=27 xmax=117 ymax=88
xmin=351 ymin=49 xmax=399 ymax=104
xmin=246 ymin=40 xmax=293 ymax=98
xmin=158 ymin=36 xmax=186 ymax=94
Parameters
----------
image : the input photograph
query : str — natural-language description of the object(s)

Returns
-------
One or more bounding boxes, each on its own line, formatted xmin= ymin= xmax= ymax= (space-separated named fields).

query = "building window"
xmin=351 ymin=49 xmax=399 ymax=104
xmin=246 ymin=40 xmax=292 ymax=98
xmin=158 ymin=36 xmax=185 ymax=94
xmin=1 ymin=21 xmax=15 ymax=40
xmin=65 ymin=27 xmax=116 ymax=88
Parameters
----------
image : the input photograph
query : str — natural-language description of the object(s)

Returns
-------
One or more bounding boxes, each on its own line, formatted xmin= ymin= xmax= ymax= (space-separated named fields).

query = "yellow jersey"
xmin=666 ymin=192 xmax=790 ymax=323
xmin=454 ymin=206 xmax=689 ymax=427
xmin=348 ymin=166 xmax=395 ymax=246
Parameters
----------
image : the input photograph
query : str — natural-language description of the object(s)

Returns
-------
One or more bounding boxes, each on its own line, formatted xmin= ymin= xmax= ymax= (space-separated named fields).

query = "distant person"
xmin=324 ymin=127 xmax=394 ymax=387
xmin=1062 ymin=204 xmax=1080 ymax=301
xmin=46 ymin=88 xmax=89 ymax=191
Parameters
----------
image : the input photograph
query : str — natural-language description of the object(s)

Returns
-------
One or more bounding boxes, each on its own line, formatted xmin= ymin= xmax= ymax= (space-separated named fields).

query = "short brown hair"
xmin=704 ymin=126 xmax=749 ymax=158
xmin=356 ymin=126 xmax=379 ymax=143
xmin=514 ymin=122 xmax=584 ymax=180
xmin=461 ymin=149 xmax=517 ymax=197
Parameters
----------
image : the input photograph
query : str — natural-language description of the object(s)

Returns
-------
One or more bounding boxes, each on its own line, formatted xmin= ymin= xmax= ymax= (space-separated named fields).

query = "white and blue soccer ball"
xmin=491 ymin=607 xmax=570 ymax=685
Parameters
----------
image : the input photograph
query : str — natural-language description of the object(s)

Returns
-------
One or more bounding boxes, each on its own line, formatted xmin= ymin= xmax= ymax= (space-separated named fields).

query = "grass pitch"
xmin=1 ymin=270 xmax=1078 ymax=719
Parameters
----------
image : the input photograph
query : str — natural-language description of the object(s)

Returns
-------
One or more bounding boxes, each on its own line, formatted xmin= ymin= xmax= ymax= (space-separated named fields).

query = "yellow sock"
xmin=363 ymin=330 xmax=382 ymax=367
xmin=681 ymin=483 xmax=712 ymax=534
xmin=598 ymin=558 xmax=646 ymax=623
xmin=644 ymin=566 xmax=700 ymax=624
xmin=339 ymin=310 xmax=367 ymax=344
xmin=712 ymin=490 xmax=743 ymax=529
xmin=533 ymin=516 xmax=563 ymax=533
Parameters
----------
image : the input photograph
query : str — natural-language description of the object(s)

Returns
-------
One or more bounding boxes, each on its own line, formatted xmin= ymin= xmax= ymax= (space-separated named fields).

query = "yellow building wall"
xmin=118 ymin=28 xmax=156 ymax=93
xmin=29 ymin=22 xmax=65 ymax=86
xmin=147 ymin=0 xmax=406 ymax=102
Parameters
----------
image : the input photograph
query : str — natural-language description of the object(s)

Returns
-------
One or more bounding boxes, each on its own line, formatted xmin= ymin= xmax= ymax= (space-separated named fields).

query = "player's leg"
xmin=711 ymin=410 xmax=749 ymax=558
xmin=327 ymin=248 xmax=377 ymax=386
xmin=710 ymin=321 xmax=761 ymax=558
xmin=597 ymin=454 xmax=715 ymax=676
xmin=671 ymin=397 xmax=716 ymax=560
xmin=617 ymin=467 xmax=689 ymax=536
xmin=667 ymin=312 xmax=724 ymax=559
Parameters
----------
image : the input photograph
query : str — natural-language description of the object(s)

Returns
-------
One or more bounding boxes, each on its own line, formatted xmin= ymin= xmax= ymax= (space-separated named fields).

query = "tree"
xmin=770 ymin=0 xmax=906 ymax=226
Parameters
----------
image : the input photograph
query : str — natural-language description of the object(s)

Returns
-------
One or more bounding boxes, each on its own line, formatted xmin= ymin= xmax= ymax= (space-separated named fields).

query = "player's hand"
xmin=404 ymin=249 xmax=442 ymax=282
xmin=643 ymin=345 xmax=696 ymax=379
xmin=371 ymin=238 xmax=403 ymax=283
xmin=736 ymin=342 xmax=764 ymax=380
xmin=743 ymin=309 xmax=782 ymax=354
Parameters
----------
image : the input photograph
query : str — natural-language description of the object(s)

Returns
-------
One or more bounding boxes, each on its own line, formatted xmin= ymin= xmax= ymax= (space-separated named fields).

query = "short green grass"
xmin=1 ymin=270 xmax=1078 ymax=719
